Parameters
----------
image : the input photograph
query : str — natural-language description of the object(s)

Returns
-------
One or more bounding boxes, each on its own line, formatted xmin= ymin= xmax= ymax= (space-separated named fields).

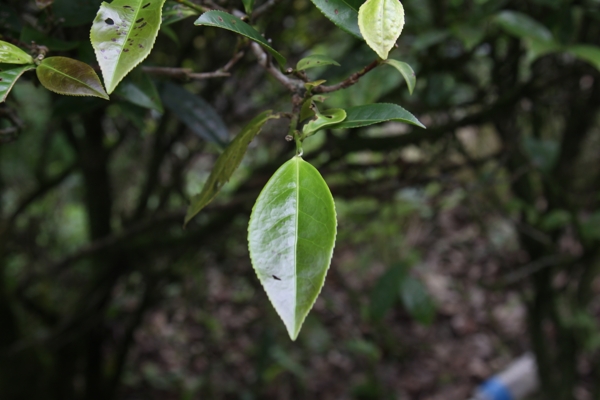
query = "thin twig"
xmin=314 ymin=59 xmax=382 ymax=93
xmin=142 ymin=66 xmax=230 ymax=80
xmin=250 ymin=43 xmax=303 ymax=92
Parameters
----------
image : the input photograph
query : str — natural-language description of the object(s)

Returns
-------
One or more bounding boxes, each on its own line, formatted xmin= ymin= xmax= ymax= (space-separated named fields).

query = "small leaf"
xmin=114 ymin=67 xmax=163 ymax=112
xmin=162 ymin=0 xmax=198 ymax=26
xmin=399 ymin=276 xmax=436 ymax=326
xmin=248 ymin=156 xmax=337 ymax=340
xmin=297 ymin=55 xmax=340 ymax=71
xmin=494 ymin=11 xmax=553 ymax=43
xmin=195 ymin=11 xmax=287 ymax=68
xmin=91 ymin=0 xmax=167 ymax=94
xmin=160 ymin=82 xmax=228 ymax=147
xmin=358 ymin=0 xmax=405 ymax=60
xmin=329 ymin=103 xmax=424 ymax=130
xmin=0 ymin=40 xmax=33 ymax=65
xmin=302 ymin=108 xmax=347 ymax=136
xmin=185 ymin=110 xmax=279 ymax=225
xmin=568 ymin=45 xmax=600 ymax=72
xmin=0 ymin=64 xmax=35 ymax=102
xmin=36 ymin=57 xmax=109 ymax=100
xmin=241 ymin=0 xmax=255 ymax=15
xmin=309 ymin=0 xmax=363 ymax=39
xmin=383 ymin=59 xmax=415 ymax=95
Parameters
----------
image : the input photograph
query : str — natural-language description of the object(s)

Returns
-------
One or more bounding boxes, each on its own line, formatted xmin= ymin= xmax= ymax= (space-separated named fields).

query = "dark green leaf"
xmin=329 ymin=103 xmax=425 ymax=130
xmin=36 ymin=56 xmax=109 ymax=100
xmin=91 ymin=0 xmax=167 ymax=94
xmin=568 ymin=45 xmax=600 ymax=71
xmin=0 ymin=64 xmax=35 ymax=103
xmin=185 ymin=110 xmax=279 ymax=224
xmin=241 ymin=0 xmax=255 ymax=15
xmin=248 ymin=156 xmax=337 ymax=340
xmin=399 ymin=276 xmax=436 ymax=326
xmin=0 ymin=5 xmax=22 ymax=32
xmin=0 ymin=40 xmax=33 ymax=65
xmin=495 ymin=10 xmax=553 ymax=43
xmin=309 ymin=0 xmax=363 ymax=39
xmin=297 ymin=55 xmax=340 ymax=71
xmin=302 ymin=108 xmax=347 ymax=136
xmin=114 ymin=68 xmax=163 ymax=112
xmin=194 ymin=11 xmax=287 ymax=68
xmin=160 ymin=82 xmax=228 ymax=147
xmin=162 ymin=1 xmax=199 ymax=26
xmin=370 ymin=263 xmax=408 ymax=321
xmin=20 ymin=26 xmax=80 ymax=51
xmin=383 ymin=59 xmax=416 ymax=95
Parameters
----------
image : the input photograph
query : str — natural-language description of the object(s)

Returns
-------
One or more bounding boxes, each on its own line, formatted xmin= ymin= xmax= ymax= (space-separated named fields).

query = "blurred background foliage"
xmin=1 ymin=0 xmax=600 ymax=399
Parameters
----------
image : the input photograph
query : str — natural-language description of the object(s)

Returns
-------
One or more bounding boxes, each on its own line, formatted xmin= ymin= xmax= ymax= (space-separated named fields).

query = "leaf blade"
xmin=302 ymin=108 xmax=347 ymax=136
xmin=0 ymin=64 xmax=35 ymax=102
xmin=358 ymin=0 xmax=405 ymax=60
xmin=383 ymin=59 xmax=415 ymax=95
xmin=296 ymin=54 xmax=340 ymax=71
xmin=114 ymin=67 xmax=163 ymax=112
xmin=309 ymin=0 xmax=363 ymax=39
xmin=36 ymin=56 xmax=109 ymax=99
xmin=329 ymin=103 xmax=424 ymax=130
xmin=568 ymin=45 xmax=600 ymax=72
xmin=0 ymin=40 xmax=34 ymax=64
xmin=248 ymin=156 xmax=337 ymax=340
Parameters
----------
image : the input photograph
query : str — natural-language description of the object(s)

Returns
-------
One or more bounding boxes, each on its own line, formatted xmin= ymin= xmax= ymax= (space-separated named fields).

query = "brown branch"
xmin=142 ymin=66 xmax=230 ymax=80
xmin=250 ymin=43 xmax=304 ymax=92
xmin=313 ymin=60 xmax=382 ymax=93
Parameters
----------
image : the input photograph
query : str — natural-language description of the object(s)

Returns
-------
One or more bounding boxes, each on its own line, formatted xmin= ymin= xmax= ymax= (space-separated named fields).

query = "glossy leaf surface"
xmin=114 ymin=67 xmax=163 ymax=112
xmin=383 ymin=59 xmax=415 ymax=94
xmin=91 ymin=0 xmax=166 ymax=94
xmin=0 ymin=64 xmax=35 ymax=102
xmin=36 ymin=57 xmax=109 ymax=100
xmin=309 ymin=0 xmax=362 ymax=39
xmin=248 ymin=156 xmax=337 ymax=340
xmin=0 ymin=40 xmax=33 ymax=65
xmin=302 ymin=108 xmax=347 ymax=136
xmin=329 ymin=103 xmax=424 ymax=129
xmin=297 ymin=55 xmax=340 ymax=71
xmin=162 ymin=1 xmax=198 ymax=26
xmin=195 ymin=11 xmax=287 ymax=68
xmin=185 ymin=110 xmax=278 ymax=225
xmin=160 ymin=82 xmax=228 ymax=147
xmin=358 ymin=0 xmax=404 ymax=60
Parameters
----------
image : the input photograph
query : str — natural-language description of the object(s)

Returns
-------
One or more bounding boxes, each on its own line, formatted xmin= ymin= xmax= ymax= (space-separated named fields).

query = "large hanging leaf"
xmin=358 ymin=0 xmax=405 ymax=60
xmin=383 ymin=59 xmax=415 ymax=95
xmin=36 ymin=57 xmax=109 ymax=100
xmin=296 ymin=55 xmax=340 ymax=71
xmin=0 ymin=40 xmax=34 ymax=65
xmin=194 ymin=11 xmax=287 ymax=68
xmin=329 ymin=103 xmax=424 ymax=129
xmin=248 ymin=156 xmax=337 ymax=340
xmin=114 ymin=67 xmax=163 ymax=112
xmin=185 ymin=110 xmax=279 ymax=225
xmin=0 ymin=64 xmax=35 ymax=102
xmin=91 ymin=0 xmax=167 ymax=94
xmin=309 ymin=0 xmax=363 ymax=39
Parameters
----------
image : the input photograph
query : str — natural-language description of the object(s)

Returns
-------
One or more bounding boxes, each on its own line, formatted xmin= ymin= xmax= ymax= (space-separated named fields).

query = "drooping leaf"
xmin=194 ymin=11 xmax=287 ymax=68
xmin=383 ymin=59 xmax=415 ymax=94
xmin=162 ymin=1 xmax=198 ymax=26
xmin=90 ymin=0 xmax=167 ymax=94
xmin=370 ymin=263 xmax=408 ymax=321
xmin=358 ymin=0 xmax=405 ymax=60
xmin=114 ymin=67 xmax=163 ymax=112
xmin=248 ymin=156 xmax=337 ymax=340
xmin=20 ymin=26 xmax=80 ymax=51
xmin=309 ymin=0 xmax=363 ymax=39
xmin=185 ymin=110 xmax=279 ymax=225
xmin=0 ymin=40 xmax=34 ymax=65
xmin=494 ymin=10 xmax=553 ymax=43
xmin=36 ymin=56 xmax=109 ymax=100
xmin=568 ymin=45 xmax=600 ymax=72
xmin=302 ymin=108 xmax=347 ymax=136
xmin=329 ymin=103 xmax=424 ymax=130
xmin=297 ymin=55 xmax=340 ymax=71
xmin=399 ymin=276 xmax=436 ymax=326
xmin=160 ymin=82 xmax=228 ymax=147
xmin=0 ymin=64 xmax=35 ymax=102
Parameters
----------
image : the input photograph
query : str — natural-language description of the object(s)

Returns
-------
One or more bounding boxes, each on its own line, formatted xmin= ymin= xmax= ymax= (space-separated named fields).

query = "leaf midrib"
xmin=110 ymin=0 xmax=146 ymax=86
xmin=40 ymin=61 xmax=104 ymax=97
xmin=293 ymin=157 xmax=300 ymax=336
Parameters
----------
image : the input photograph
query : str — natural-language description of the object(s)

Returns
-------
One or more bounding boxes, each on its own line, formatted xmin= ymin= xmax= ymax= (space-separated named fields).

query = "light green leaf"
xmin=162 ymin=0 xmax=198 ymax=26
xmin=383 ymin=59 xmax=415 ymax=94
xmin=329 ymin=103 xmax=424 ymax=129
xmin=568 ymin=45 xmax=600 ymax=72
xmin=399 ymin=276 xmax=436 ymax=326
xmin=114 ymin=67 xmax=163 ymax=112
xmin=36 ymin=56 xmax=109 ymax=100
xmin=91 ymin=0 xmax=167 ymax=94
xmin=248 ymin=156 xmax=337 ymax=340
xmin=302 ymin=108 xmax=347 ymax=136
xmin=0 ymin=64 xmax=35 ymax=102
xmin=0 ymin=40 xmax=33 ymax=65
xmin=195 ymin=11 xmax=287 ymax=68
xmin=297 ymin=55 xmax=340 ymax=71
xmin=309 ymin=0 xmax=363 ymax=39
xmin=358 ymin=0 xmax=404 ymax=60
xmin=185 ymin=111 xmax=279 ymax=225
xmin=495 ymin=11 xmax=553 ymax=43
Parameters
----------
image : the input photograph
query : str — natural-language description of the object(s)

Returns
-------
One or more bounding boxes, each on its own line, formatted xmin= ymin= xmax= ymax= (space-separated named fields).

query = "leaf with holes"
xmin=358 ymin=0 xmax=405 ymax=60
xmin=302 ymin=108 xmax=346 ymax=136
xmin=114 ymin=67 xmax=162 ymax=112
xmin=36 ymin=57 xmax=109 ymax=99
xmin=195 ymin=11 xmax=287 ymax=68
xmin=309 ymin=0 xmax=363 ymax=39
xmin=0 ymin=64 xmax=35 ymax=102
xmin=248 ymin=156 xmax=337 ymax=340
xmin=0 ymin=40 xmax=33 ymax=65
xmin=329 ymin=103 xmax=424 ymax=129
xmin=383 ymin=59 xmax=415 ymax=94
xmin=185 ymin=110 xmax=279 ymax=225
xmin=91 ymin=0 xmax=167 ymax=94
xmin=297 ymin=55 xmax=340 ymax=71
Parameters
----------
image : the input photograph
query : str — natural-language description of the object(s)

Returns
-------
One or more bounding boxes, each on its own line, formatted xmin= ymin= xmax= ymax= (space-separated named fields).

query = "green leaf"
xmin=399 ymin=276 xmax=436 ymax=326
xmin=302 ymin=108 xmax=347 ymax=136
xmin=160 ymin=82 xmax=228 ymax=147
xmin=0 ymin=64 xmax=35 ymax=103
xmin=241 ymin=0 xmax=255 ymax=15
xmin=383 ymin=59 xmax=415 ymax=95
xmin=369 ymin=263 xmax=407 ymax=321
xmin=0 ymin=40 xmax=34 ymax=65
xmin=36 ymin=57 xmax=109 ymax=100
xmin=20 ymin=26 xmax=80 ymax=51
xmin=494 ymin=11 xmax=553 ymax=43
xmin=297 ymin=55 xmax=340 ymax=71
xmin=90 ymin=0 xmax=167 ymax=94
xmin=162 ymin=1 xmax=199 ymax=26
xmin=194 ymin=11 xmax=287 ymax=68
xmin=329 ymin=103 xmax=424 ymax=130
xmin=309 ymin=0 xmax=363 ymax=39
xmin=358 ymin=0 xmax=405 ymax=60
xmin=568 ymin=45 xmax=600 ymax=71
xmin=248 ymin=156 xmax=337 ymax=340
xmin=185 ymin=111 xmax=279 ymax=225
xmin=114 ymin=67 xmax=163 ymax=112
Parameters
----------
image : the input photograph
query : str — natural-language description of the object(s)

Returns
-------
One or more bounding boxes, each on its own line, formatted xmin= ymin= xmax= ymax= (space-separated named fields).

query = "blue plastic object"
xmin=478 ymin=378 xmax=514 ymax=400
